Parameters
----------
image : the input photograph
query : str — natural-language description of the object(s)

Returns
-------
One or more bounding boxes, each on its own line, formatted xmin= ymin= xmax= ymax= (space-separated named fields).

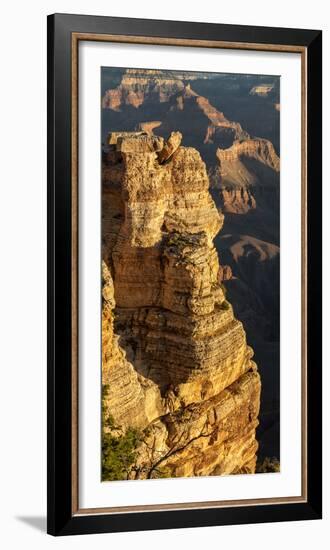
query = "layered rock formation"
xmin=102 ymin=261 xmax=163 ymax=429
xmin=102 ymin=69 xmax=208 ymax=111
xmin=102 ymin=132 xmax=261 ymax=479
xmin=102 ymin=72 xmax=249 ymax=165
xmin=156 ymin=83 xmax=249 ymax=158
xmin=215 ymin=138 xmax=280 ymax=214
xmin=166 ymin=83 xmax=249 ymax=147
xmin=249 ymin=84 xmax=274 ymax=96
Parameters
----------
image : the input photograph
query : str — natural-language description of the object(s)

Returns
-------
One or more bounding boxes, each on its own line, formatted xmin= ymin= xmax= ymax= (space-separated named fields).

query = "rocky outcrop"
xmin=138 ymin=121 xmax=162 ymax=134
xmin=102 ymin=261 xmax=163 ymax=430
xmin=102 ymin=132 xmax=261 ymax=479
xmin=218 ymin=186 xmax=257 ymax=214
xmin=102 ymin=69 xmax=186 ymax=110
xmin=217 ymin=139 xmax=280 ymax=171
xmin=217 ymin=264 xmax=233 ymax=282
xmin=164 ymin=83 xmax=249 ymax=151
xmin=215 ymin=138 xmax=280 ymax=214
xmin=194 ymin=93 xmax=249 ymax=146
xmin=102 ymin=69 xmax=209 ymax=111
xmin=102 ymin=73 xmax=250 ymax=164
xmin=157 ymin=131 xmax=182 ymax=163
xmin=249 ymin=84 xmax=274 ymax=96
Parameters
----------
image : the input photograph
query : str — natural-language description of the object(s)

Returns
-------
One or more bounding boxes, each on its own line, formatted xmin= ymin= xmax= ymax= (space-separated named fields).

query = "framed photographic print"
xmin=47 ymin=13 xmax=322 ymax=536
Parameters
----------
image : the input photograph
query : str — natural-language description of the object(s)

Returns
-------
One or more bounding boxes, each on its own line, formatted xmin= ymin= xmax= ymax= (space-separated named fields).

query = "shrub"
xmin=102 ymin=426 xmax=142 ymax=481
xmin=256 ymin=456 xmax=280 ymax=473
xmin=102 ymin=384 xmax=142 ymax=481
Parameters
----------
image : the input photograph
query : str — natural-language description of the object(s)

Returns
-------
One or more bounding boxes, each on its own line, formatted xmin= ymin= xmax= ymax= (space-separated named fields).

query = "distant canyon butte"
xmin=102 ymin=68 xmax=280 ymax=461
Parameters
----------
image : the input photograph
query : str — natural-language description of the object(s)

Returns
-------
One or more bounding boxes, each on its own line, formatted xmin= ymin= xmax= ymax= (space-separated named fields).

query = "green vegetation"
xmin=150 ymin=466 xmax=172 ymax=479
xmin=220 ymin=300 xmax=230 ymax=311
xmin=256 ymin=456 xmax=280 ymax=473
xmin=102 ymin=385 xmax=142 ymax=481
xmin=167 ymin=233 xmax=184 ymax=247
xmin=102 ymin=425 xmax=142 ymax=481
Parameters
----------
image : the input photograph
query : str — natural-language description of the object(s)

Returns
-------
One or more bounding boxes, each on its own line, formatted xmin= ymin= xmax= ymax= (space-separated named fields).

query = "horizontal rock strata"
xmin=216 ymin=138 xmax=280 ymax=214
xmin=102 ymin=261 xmax=162 ymax=429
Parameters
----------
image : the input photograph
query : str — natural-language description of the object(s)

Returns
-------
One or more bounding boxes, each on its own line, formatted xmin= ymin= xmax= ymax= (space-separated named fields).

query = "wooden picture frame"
xmin=47 ymin=13 xmax=322 ymax=536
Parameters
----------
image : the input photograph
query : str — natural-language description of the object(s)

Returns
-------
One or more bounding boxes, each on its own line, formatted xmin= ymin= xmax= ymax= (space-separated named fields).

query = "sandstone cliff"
xmin=102 ymin=132 xmax=261 ymax=480
xmin=102 ymin=69 xmax=208 ymax=111
xmin=102 ymin=260 xmax=163 ymax=430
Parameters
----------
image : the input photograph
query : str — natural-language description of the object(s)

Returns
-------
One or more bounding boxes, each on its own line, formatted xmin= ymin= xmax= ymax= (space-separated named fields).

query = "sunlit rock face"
xmin=101 ymin=261 xmax=163 ymax=430
xmin=102 ymin=132 xmax=261 ymax=479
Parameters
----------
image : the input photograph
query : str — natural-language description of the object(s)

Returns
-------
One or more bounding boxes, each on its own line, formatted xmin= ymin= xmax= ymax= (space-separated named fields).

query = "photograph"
xmin=101 ymin=67 xmax=280 ymax=481
xmin=46 ymin=11 xmax=322 ymax=536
